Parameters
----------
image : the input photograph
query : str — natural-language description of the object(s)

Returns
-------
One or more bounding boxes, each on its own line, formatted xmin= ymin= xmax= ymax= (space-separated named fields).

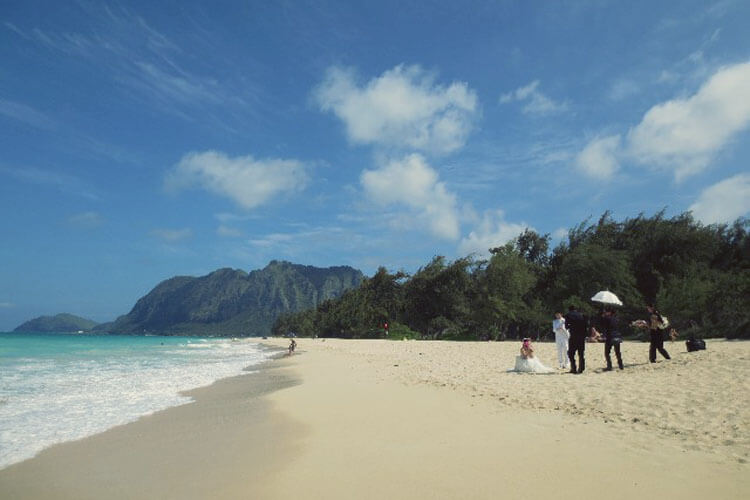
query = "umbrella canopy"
xmin=591 ymin=290 xmax=623 ymax=306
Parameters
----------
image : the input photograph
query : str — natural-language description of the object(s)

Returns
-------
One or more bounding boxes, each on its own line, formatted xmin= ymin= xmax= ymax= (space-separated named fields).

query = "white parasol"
xmin=591 ymin=290 xmax=623 ymax=306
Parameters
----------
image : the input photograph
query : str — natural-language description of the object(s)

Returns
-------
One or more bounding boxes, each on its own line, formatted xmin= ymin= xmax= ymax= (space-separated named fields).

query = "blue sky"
xmin=1 ymin=0 xmax=749 ymax=330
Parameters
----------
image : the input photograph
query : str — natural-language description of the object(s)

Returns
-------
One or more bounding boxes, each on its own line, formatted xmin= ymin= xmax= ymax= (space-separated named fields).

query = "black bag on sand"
xmin=686 ymin=338 xmax=706 ymax=352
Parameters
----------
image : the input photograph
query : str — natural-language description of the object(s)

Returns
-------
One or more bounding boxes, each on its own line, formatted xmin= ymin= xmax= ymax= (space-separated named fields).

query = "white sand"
xmin=261 ymin=337 xmax=748 ymax=499
xmin=272 ymin=338 xmax=748 ymax=465
xmin=1 ymin=338 xmax=747 ymax=499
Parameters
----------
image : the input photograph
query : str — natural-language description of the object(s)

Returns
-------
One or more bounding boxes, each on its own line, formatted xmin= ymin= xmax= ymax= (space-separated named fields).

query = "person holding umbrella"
xmin=600 ymin=307 xmax=624 ymax=370
xmin=590 ymin=291 xmax=625 ymax=371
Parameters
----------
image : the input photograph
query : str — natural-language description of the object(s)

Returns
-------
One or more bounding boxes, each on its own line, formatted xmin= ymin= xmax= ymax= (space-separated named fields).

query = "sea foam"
xmin=0 ymin=334 xmax=271 ymax=469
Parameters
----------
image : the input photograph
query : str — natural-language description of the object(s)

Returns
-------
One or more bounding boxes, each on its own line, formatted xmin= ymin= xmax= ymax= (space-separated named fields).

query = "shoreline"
xmin=1 ymin=338 xmax=747 ymax=499
xmin=0 ymin=351 xmax=300 ymax=499
xmin=0 ymin=337 xmax=284 ymax=471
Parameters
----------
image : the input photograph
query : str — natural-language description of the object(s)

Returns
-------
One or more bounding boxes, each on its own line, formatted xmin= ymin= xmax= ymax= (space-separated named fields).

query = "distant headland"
xmin=13 ymin=261 xmax=363 ymax=337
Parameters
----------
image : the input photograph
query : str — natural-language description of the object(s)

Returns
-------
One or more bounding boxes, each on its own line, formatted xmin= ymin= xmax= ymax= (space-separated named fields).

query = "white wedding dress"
xmin=512 ymin=355 xmax=555 ymax=374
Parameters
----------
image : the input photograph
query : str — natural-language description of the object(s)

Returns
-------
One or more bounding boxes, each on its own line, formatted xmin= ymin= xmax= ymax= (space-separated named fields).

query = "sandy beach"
xmin=1 ymin=338 xmax=748 ymax=499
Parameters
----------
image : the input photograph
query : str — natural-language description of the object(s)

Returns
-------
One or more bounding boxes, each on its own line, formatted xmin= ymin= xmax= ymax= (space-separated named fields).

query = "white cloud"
xmin=360 ymin=154 xmax=460 ymax=240
xmin=68 ymin=211 xmax=104 ymax=228
xmin=627 ymin=61 xmax=750 ymax=180
xmin=246 ymin=226 xmax=348 ymax=255
xmin=9 ymin=8 xmax=255 ymax=122
xmin=575 ymin=135 xmax=621 ymax=179
xmin=215 ymin=212 xmax=261 ymax=223
xmin=249 ymin=233 xmax=295 ymax=248
xmin=150 ymin=228 xmax=192 ymax=242
xmin=0 ymin=99 xmax=55 ymax=129
xmin=217 ymin=225 xmax=243 ymax=237
xmin=0 ymin=166 xmax=100 ymax=200
xmin=578 ymin=61 xmax=750 ymax=181
xmin=552 ymin=227 xmax=569 ymax=240
xmin=608 ymin=79 xmax=640 ymax=101
xmin=314 ymin=64 xmax=478 ymax=154
xmin=499 ymin=80 xmax=567 ymax=115
xmin=458 ymin=210 xmax=528 ymax=257
xmin=166 ymin=150 xmax=308 ymax=209
xmin=689 ymin=173 xmax=750 ymax=224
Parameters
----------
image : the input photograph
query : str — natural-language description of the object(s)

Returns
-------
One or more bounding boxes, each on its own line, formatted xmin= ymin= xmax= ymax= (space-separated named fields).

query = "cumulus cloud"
xmin=575 ymin=135 xmax=622 ymax=179
xmin=577 ymin=61 xmax=750 ymax=181
xmin=150 ymin=228 xmax=193 ymax=242
xmin=166 ymin=150 xmax=308 ymax=209
xmin=360 ymin=154 xmax=460 ymax=240
xmin=314 ymin=64 xmax=478 ymax=154
xmin=458 ymin=210 xmax=529 ymax=257
xmin=499 ymin=80 xmax=567 ymax=115
xmin=689 ymin=173 xmax=750 ymax=224
xmin=627 ymin=61 xmax=750 ymax=179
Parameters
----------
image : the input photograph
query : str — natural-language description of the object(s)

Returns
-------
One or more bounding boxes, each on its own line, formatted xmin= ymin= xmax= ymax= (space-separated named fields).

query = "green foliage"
xmin=272 ymin=212 xmax=749 ymax=340
xmin=655 ymin=264 xmax=717 ymax=328
xmin=386 ymin=322 xmax=420 ymax=340
xmin=402 ymin=256 xmax=476 ymax=338
xmin=704 ymin=269 xmax=750 ymax=339
xmin=549 ymin=242 xmax=643 ymax=318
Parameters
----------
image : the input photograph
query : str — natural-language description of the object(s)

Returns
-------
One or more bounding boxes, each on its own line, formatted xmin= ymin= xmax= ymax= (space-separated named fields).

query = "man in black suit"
xmin=564 ymin=305 xmax=588 ymax=374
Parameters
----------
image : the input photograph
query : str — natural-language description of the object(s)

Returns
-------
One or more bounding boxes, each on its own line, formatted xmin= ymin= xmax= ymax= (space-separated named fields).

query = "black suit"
xmin=601 ymin=314 xmax=623 ymax=370
xmin=564 ymin=310 xmax=587 ymax=373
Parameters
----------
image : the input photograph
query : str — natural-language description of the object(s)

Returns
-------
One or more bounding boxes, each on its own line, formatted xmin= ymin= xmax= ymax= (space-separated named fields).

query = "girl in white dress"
xmin=512 ymin=338 xmax=554 ymax=373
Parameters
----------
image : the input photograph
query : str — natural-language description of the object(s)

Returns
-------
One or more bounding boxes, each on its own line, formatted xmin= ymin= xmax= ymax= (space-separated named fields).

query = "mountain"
xmin=14 ymin=313 xmax=99 ymax=333
xmin=95 ymin=260 xmax=364 ymax=336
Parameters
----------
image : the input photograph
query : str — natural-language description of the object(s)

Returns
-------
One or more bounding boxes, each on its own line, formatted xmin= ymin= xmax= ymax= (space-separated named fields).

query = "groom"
xmin=564 ymin=305 xmax=588 ymax=374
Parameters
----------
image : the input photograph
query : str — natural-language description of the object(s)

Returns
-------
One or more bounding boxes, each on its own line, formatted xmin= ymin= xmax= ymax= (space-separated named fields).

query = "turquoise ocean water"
xmin=0 ymin=332 xmax=270 ymax=469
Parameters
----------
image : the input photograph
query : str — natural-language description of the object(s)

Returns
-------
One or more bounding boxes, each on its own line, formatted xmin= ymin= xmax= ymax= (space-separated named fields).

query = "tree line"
xmin=272 ymin=211 xmax=749 ymax=341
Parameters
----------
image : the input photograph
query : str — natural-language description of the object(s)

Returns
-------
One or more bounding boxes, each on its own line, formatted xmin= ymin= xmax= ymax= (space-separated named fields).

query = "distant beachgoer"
xmin=668 ymin=328 xmax=679 ymax=342
xmin=288 ymin=339 xmax=297 ymax=355
xmin=564 ymin=305 xmax=588 ymax=374
xmin=600 ymin=308 xmax=624 ymax=371
xmin=552 ymin=312 xmax=570 ymax=370
xmin=588 ymin=327 xmax=603 ymax=343
xmin=511 ymin=338 xmax=554 ymax=373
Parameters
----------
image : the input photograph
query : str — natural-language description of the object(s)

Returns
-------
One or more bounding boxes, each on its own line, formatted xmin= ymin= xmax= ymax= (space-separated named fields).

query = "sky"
xmin=1 ymin=0 xmax=749 ymax=330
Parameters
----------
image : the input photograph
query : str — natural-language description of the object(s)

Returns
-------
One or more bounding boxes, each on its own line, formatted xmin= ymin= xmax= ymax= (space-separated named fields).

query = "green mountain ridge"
xmin=14 ymin=313 xmax=99 ymax=333
xmin=93 ymin=260 xmax=364 ymax=336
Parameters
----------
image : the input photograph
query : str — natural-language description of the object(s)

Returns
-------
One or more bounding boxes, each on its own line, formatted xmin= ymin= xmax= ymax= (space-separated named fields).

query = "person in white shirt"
xmin=552 ymin=312 xmax=570 ymax=370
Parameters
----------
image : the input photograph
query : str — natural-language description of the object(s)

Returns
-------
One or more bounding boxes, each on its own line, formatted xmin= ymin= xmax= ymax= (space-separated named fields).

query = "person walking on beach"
xmin=564 ymin=305 xmax=588 ymax=374
xmin=646 ymin=304 xmax=671 ymax=363
xmin=600 ymin=307 xmax=624 ymax=370
xmin=553 ymin=312 xmax=569 ymax=370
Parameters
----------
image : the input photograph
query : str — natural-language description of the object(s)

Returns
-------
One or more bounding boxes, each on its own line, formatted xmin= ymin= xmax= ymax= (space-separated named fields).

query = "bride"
xmin=511 ymin=338 xmax=554 ymax=373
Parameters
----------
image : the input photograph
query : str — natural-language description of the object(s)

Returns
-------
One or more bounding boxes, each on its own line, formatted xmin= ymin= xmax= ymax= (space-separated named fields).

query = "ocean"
xmin=0 ymin=332 xmax=272 ymax=469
